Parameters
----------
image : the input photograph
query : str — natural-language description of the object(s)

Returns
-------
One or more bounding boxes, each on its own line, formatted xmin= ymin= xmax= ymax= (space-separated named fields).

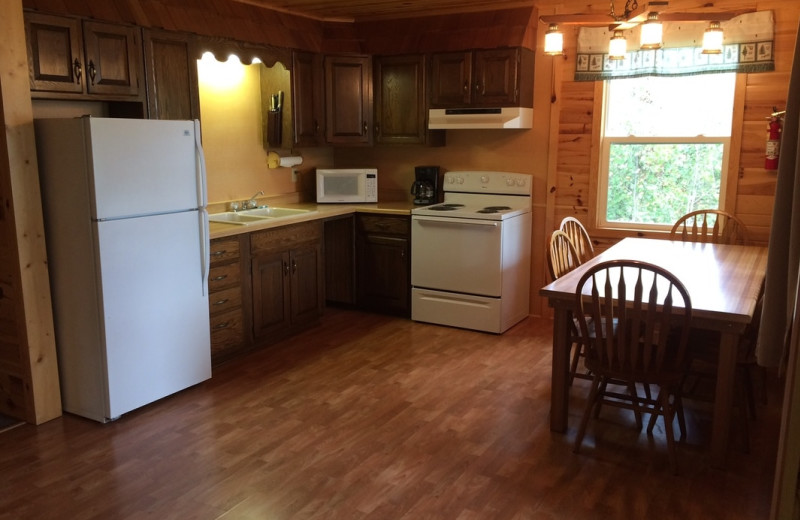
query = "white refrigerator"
xmin=34 ymin=116 xmax=212 ymax=423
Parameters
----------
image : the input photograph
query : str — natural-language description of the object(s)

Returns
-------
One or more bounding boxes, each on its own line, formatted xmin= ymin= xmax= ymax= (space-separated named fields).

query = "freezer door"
xmin=86 ymin=118 xmax=203 ymax=219
xmin=95 ymin=210 xmax=211 ymax=420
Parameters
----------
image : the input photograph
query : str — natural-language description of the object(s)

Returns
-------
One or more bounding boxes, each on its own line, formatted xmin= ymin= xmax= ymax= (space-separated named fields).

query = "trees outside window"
xmin=598 ymin=73 xmax=736 ymax=229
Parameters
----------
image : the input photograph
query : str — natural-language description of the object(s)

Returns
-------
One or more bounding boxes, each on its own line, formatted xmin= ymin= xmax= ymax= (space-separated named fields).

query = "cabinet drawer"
xmin=210 ymin=309 xmax=245 ymax=356
xmin=210 ymin=238 xmax=241 ymax=264
xmin=208 ymin=262 xmax=241 ymax=292
xmin=358 ymin=215 xmax=409 ymax=236
xmin=208 ymin=285 xmax=242 ymax=315
xmin=250 ymin=221 xmax=322 ymax=254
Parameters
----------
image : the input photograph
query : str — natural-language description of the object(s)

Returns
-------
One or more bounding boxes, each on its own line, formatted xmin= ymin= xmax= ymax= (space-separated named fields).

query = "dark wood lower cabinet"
xmin=324 ymin=215 xmax=356 ymax=305
xmin=356 ymin=214 xmax=410 ymax=317
xmin=250 ymin=221 xmax=324 ymax=343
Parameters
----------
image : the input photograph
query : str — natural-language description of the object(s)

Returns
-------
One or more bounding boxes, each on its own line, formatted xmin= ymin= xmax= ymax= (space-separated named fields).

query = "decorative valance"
xmin=575 ymin=10 xmax=775 ymax=81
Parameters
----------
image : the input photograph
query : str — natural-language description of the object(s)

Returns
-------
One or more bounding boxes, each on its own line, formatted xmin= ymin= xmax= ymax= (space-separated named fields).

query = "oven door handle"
xmin=413 ymin=216 xmax=499 ymax=227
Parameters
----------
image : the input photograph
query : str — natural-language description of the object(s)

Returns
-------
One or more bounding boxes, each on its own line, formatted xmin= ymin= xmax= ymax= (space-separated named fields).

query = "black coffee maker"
xmin=411 ymin=166 xmax=440 ymax=205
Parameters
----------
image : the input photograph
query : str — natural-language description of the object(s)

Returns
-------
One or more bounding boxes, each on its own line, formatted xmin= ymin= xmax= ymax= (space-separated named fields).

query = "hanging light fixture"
xmin=701 ymin=21 xmax=724 ymax=54
xmin=608 ymin=30 xmax=627 ymax=60
xmin=640 ymin=12 xmax=663 ymax=49
xmin=544 ymin=23 xmax=564 ymax=55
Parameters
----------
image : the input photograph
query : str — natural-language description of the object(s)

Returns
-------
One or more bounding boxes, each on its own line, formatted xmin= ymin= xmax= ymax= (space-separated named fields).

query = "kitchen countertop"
xmin=209 ymin=201 xmax=418 ymax=239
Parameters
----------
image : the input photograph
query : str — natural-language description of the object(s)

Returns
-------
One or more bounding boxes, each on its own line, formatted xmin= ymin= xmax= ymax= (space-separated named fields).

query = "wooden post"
xmin=0 ymin=0 xmax=61 ymax=424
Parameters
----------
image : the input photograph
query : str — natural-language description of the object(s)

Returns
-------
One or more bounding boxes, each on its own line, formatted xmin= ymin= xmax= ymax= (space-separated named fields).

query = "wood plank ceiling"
xmin=231 ymin=0 xmax=540 ymax=21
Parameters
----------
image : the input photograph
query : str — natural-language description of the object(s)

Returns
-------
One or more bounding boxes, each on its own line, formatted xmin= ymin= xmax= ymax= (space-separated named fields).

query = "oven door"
xmin=411 ymin=215 xmax=502 ymax=296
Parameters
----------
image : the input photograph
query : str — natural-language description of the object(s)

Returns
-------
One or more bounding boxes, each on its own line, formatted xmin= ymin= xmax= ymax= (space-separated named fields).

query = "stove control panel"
xmin=443 ymin=171 xmax=531 ymax=196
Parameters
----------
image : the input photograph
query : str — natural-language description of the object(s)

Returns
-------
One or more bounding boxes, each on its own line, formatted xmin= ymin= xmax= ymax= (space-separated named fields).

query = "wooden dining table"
xmin=539 ymin=237 xmax=768 ymax=468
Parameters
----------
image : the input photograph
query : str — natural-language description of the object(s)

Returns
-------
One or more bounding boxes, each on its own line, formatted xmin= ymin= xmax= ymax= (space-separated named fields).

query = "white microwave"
xmin=316 ymin=168 xmax=378 ymax=203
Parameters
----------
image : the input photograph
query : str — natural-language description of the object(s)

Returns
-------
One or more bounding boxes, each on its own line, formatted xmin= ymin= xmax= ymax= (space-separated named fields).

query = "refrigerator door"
xmin=85 ymin=118 xmax=204 ymax=220
xmin=95 ymin=210 xmax=211 ymax=420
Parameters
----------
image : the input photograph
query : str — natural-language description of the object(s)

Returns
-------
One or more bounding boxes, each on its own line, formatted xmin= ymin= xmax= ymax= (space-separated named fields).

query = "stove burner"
xmin=477 ymin=206 xmax=513 ymax=214
xmin=428 ymin=203 xmax=465 ymax=211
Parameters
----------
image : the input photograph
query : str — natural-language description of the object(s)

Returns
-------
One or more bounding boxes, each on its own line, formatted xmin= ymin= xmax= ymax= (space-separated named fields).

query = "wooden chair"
xmin=546 ymin=230 xmax=580 ymax=281
xmin=560 ymin=216 xmax=595 ymax=264
xmin=572 ymin=260 xmax=693 ymax=474
xmin=670 ymin=209 xmax=750 ymax=245
xmin=547 ymin=230 xmax=593 ymax=385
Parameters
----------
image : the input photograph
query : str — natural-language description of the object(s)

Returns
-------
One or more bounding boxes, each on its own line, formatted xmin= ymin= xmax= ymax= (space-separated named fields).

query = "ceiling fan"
xmin=539 ymin=1 xmax=755 ymax=56
xmin=540 ymin=1 xmax=753 ymax=31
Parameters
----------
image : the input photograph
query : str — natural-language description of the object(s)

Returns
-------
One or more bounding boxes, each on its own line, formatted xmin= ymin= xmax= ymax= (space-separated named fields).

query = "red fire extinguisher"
xmin=766 ymin=110 xmax=784 ymax=170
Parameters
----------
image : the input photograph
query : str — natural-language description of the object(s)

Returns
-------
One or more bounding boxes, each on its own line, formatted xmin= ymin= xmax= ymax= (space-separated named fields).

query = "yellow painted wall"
xmin=197 ymin=56 xmax=333 ymax=207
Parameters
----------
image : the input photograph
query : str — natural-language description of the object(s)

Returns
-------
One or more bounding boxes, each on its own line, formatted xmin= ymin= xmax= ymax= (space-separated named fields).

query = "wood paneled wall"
xmin=541 ymin=0 xmax=800 ymax=249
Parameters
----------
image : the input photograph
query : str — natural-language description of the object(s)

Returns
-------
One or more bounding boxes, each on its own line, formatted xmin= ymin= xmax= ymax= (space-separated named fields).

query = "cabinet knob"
xmin=213 ymin=298 xmax=229 ymax=306
xmin=213 ymin=321 xmax=230 ymax=330
xmin=211 ymin=274 xmax=227 ymax=282
xmin=362 ymin=121 xmax=368 ymax=135
xmin=73 ymin=59 xmax=82 ymax=85
xmin=211 ymin=250 xmax=227 ymax=257
xmin=462 ymin=81 xmax=468 ymax=92
xmin=283 ymin=261 xmax=290 ymax=275
xmin=291 ymin=259 xmax=297 ymax=274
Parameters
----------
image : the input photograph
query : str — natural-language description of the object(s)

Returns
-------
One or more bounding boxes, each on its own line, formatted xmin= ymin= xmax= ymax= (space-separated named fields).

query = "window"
xmin=598 ymin=73 xmax=737 ymax=229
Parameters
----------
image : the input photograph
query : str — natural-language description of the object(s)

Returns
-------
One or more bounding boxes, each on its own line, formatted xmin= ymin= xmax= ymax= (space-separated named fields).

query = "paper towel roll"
xmin=279 ymin=156 xmax=303 ymax=167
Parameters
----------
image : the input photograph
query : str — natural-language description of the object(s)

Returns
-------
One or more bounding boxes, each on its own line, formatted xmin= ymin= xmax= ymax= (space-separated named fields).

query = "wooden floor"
xmin=0 ymin=308 xmax=782 ymax=519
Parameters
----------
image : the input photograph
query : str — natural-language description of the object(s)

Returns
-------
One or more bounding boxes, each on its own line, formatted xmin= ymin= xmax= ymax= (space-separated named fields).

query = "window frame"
xmin=592 ymin=75 xmax=742 ymax=234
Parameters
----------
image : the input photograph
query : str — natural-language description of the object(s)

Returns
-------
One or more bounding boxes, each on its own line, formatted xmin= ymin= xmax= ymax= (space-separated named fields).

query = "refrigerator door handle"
xmin=200 ymin=208 xmax=210 ymax=296
xmin=194 ymin=119 xmax=208 ymax=208
xmin=195 ymin=120 xmax=210 ymax=296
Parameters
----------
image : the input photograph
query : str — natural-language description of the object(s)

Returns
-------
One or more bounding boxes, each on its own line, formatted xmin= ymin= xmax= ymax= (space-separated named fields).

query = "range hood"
xmin=428 ymin=107 xmax=533 ymax=129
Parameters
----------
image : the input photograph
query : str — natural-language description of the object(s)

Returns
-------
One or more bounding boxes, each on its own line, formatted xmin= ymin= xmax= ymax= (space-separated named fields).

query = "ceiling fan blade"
xmin=539 ymin=13 xmax=615 ymax=26
xmin=658 ymin=8 xmax=755 ymax=22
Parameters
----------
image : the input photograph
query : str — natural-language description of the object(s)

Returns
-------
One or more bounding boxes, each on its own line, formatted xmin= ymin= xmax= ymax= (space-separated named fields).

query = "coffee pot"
xmin=411 ymin=166 xmax=440 ymax=205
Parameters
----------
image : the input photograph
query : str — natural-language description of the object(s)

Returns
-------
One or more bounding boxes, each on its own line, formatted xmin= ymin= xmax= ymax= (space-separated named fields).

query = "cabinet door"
xmin=292 ymin=51 xmax=324 ymax=147
xmin=429 ymin=52 xmax=472 ymax=108
xmin=357 ymin=232 xmax=410 ymax=316
xmin=143 ymin=28 xmax=200 ymax=120
xmin=324 ymin=216 xmax=356 ymax=305
xmin=472 ymin=48 xmax=519 ymax=107
xmin=252 ymin=251 xmax=291 ymax=339
xmin=25 ymin=13 xmax=84 ymax=93
xmin=290 ymin=242 xmax=324 ymax=326
xmin=82 ymin=21 xmax=141 ymax=96
xmin=374 ymin=54 xmax=427 ymax=145
xmin=325 ymin=55 xmax=372 ymax=145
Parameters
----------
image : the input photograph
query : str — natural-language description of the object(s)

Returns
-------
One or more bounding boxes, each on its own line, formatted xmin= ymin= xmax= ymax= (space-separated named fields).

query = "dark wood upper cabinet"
xmin=25 ymin=12 xmax=142 ymax=99
xmin=292 ymin=50 xmax=325 ymax=147
xmin=429 ymin=47 xmax=533 ymax=108
xmin=324 ymin=54 xmax=372 ymax=145
xmin=373 ymin=54 xmax=443 ymax=146
xmin=142 ymin=28 xmax=200 ymax=120
xmin=429 ymin=51 xmax=472 ymax=107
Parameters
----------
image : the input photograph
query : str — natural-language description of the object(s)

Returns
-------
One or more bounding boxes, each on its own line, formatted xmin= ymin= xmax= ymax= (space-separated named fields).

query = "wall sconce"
xmin=640 ymin=12 xmax=663 ymax=49
xmin=701 ymin=21 xmax=724 ymax=54
xmin=544 ymin=24 xmax=564 ymax=55
xmin=608 ymin=30 xmax=627 ymax=60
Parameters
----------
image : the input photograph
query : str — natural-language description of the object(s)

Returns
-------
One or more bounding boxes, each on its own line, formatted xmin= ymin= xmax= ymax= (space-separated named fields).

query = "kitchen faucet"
xmin=244 ymin=190 xmax=264 ymax=210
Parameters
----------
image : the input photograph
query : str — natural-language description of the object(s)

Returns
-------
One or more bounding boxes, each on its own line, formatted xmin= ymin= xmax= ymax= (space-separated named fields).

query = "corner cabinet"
xmin=142 ymin=28 xmax=200 ymax=120
xmin=429 ymin=47 xmax=533 ymax=108
xmin=24 ymin=12 xmax=142 ymax=99
xmin=250 ymin=221 xmax=324 ymax=341
xmin=373 ymin=54 xmax=444 ymax=146
xmin=324 ymin=54 xmax=372 ymax=145
xmin=356 ymin=214 xmax=411 ymax=317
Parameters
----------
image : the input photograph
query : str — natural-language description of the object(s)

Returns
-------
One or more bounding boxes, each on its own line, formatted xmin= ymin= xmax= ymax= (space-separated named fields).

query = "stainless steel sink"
xmin=239 ymin=207 xmax=316 ymax=218
xmin=208 ymin=207 xmax=316 ymax=226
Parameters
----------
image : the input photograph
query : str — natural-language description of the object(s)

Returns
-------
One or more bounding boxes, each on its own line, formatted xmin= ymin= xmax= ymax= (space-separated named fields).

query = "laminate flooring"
xmin=0 ymin=308 xmax=782 ymax=519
